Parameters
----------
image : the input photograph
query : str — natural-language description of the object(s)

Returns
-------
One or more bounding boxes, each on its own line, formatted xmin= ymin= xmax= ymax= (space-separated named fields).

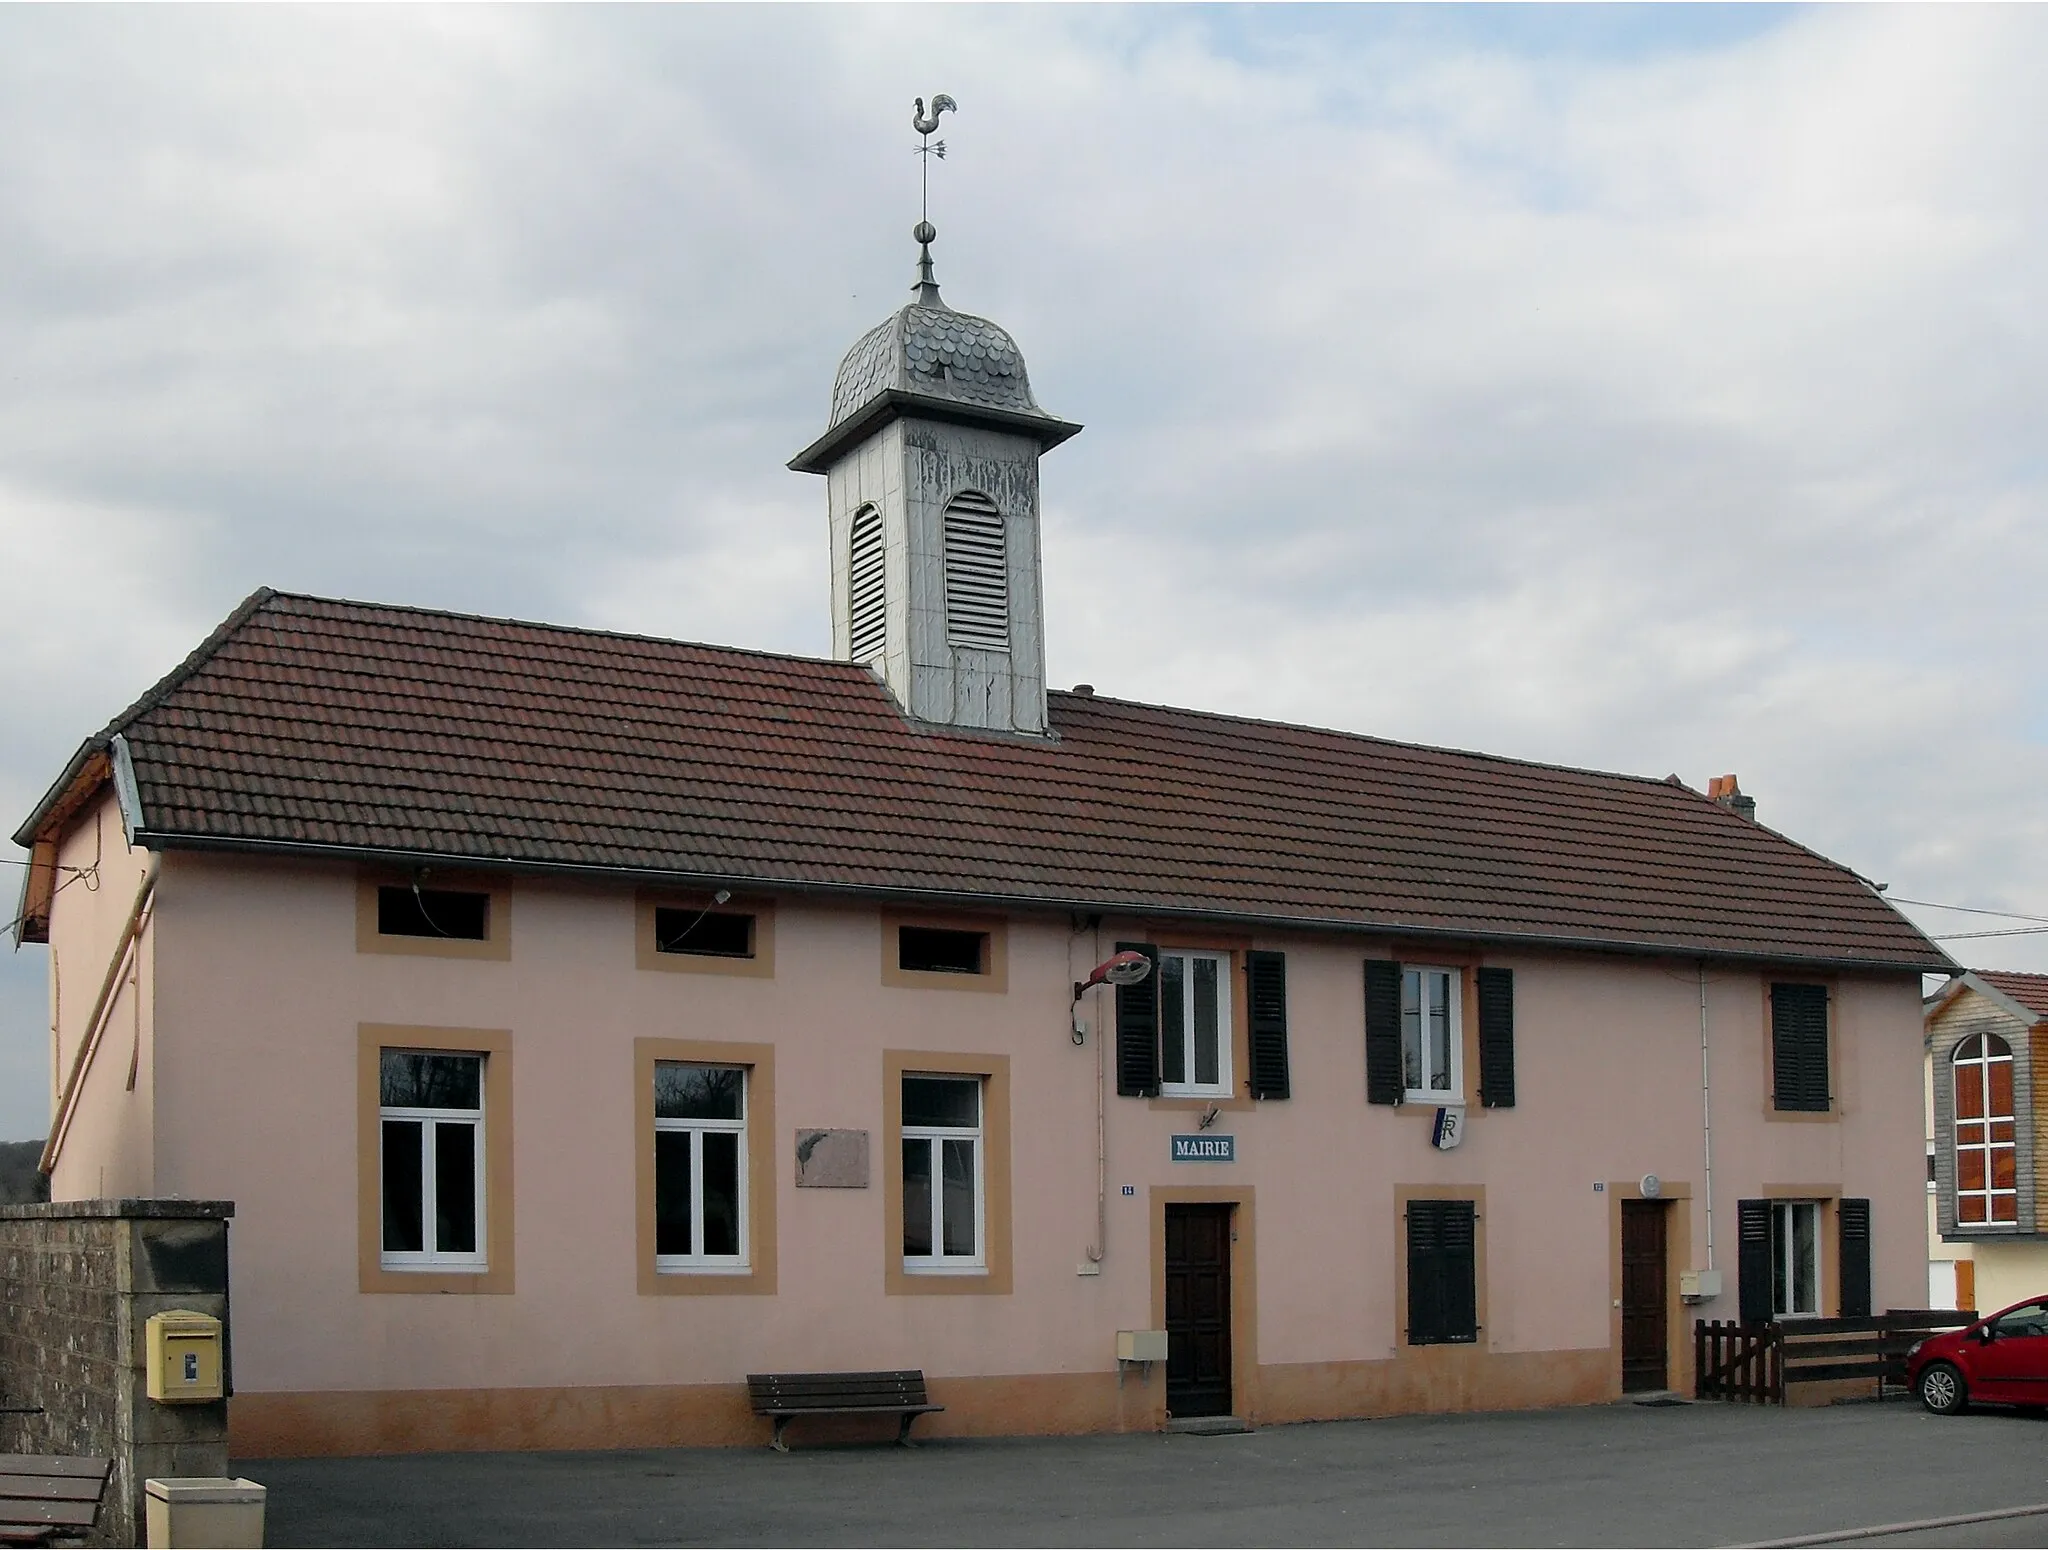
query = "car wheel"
xmin=1918 ymin=1362 xmax=1968 ymax=1415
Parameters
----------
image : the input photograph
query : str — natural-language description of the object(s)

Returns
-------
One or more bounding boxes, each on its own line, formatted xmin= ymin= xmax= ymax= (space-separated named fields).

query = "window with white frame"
xmin=380 ymin=1050 xmax=487 ymax=1270
xmin=1771 ymin=1201 xmax=1821 ymax=1317
xmin=1401 ymin=967 xmax=1461 ymax=1101
xmin=1953 ymin=1033 xmax=2019 ymax=1227
xmin=654 ymin=1063 xmax=748 ymax=1270
xmin=902 ymin=1074 xmax=984 ymax=1272
xmin=1159 ymin=949 xmax=1232 ymax=1098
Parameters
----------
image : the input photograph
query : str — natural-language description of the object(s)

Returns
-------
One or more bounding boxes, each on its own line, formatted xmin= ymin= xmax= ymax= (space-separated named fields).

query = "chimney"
xmin=1707 ymin=774 xmax=1756 ymax=822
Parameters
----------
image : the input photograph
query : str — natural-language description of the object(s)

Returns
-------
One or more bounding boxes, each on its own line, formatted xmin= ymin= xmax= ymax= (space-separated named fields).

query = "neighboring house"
xmin=11 ymin=235 xmax=1949 ymax=1456
xmin=1926 ymin=970 xmax=2048 ymax=1314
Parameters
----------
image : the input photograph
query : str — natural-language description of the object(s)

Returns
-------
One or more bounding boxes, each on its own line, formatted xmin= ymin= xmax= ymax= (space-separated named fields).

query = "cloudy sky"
xmin=4 ymin=4 xmax=2046 ymax=1140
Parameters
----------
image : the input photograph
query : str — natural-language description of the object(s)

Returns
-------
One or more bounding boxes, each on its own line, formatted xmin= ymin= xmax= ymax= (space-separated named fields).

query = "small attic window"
xmin=654 ymin=907 xmax=755 ymax=959
xmin=378 ymin=886 xmax=490 ymax=942
xmin=899 ymin=926 xmax=987 ymax=976
xmin=848 ymin=506 xmax=886 ymax=662
xmin=942 ymin=492 xmax=1009 ymax=652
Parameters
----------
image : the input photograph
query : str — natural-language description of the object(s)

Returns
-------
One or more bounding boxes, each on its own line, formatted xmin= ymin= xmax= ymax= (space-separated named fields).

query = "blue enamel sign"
xmin=1171 ymin=1134 xmax=1236 ymax=1163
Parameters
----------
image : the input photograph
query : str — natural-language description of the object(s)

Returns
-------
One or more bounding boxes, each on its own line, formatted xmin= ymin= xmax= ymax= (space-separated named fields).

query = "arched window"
xmin=1953 ymin=1033 xmax=2018 ymax=1225
xmin=847 ymin=506 xmax=886 ymax=662
xmin=942 ymin=491 xmax=1009 ymax=652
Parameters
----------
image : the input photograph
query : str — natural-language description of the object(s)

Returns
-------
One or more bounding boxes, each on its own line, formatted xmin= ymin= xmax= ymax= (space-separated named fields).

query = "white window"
xmin=1401 ymin=967 xmax=1461 ymax=1102
xmin=380 ymin=1050 xmax=487 ymax=1270
xmin=1159 ymin=949 xmax=1232 ymax=1098
xmin=1771 ymin=1201 xmax=1821 ymax=1318
xmin=902 ymin=1074 xmax=984 ymax=1273
xmin=654 ymin=1064 xmax=748 ymax=1271
xmin=1953 ymin=1033 xmax=2019 ymax=1227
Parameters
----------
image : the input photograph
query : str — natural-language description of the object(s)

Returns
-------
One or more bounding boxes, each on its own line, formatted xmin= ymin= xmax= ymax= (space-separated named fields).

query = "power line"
xmin=1932 ymin=926 xmax=2048 ymax=942
xmin=0 ymin=866 xmax=93 ymax=941
xmin=1889 ymin=896 xmax=2048 ymax=927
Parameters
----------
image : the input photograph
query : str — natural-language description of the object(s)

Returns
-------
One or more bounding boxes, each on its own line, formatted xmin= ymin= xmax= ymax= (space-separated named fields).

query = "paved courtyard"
xmin=243 ymin=1399 xmax=2048 ymax=1548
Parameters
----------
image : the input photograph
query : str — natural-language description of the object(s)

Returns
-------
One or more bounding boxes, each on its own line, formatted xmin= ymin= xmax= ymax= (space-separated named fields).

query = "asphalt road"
xmin=242 ymin=1399 xmax=2048 ymax=1547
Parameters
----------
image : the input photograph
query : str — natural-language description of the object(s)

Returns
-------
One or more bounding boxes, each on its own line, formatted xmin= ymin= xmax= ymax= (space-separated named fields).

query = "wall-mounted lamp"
xmin=1070 ymin=950 xmax=1151 ymax=1045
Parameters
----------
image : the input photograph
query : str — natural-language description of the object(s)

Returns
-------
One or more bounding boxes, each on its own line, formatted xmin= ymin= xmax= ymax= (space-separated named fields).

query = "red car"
xmin=1909 ymin=1296 xmax=2048 ymax=1414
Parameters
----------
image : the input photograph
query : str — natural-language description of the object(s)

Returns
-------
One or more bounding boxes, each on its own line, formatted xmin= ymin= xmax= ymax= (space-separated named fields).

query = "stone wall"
xmin=0 ymin=1200 xmax=233 ymax=1548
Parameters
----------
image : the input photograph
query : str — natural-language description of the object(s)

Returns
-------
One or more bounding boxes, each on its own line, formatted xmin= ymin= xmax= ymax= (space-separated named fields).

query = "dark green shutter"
xmin=1770 ymin=983 xmax=1830 ymax=1112
xmin=1406 ymin=1199 xmax=1477 ymax=1345
xmin=1738 ymin=1198 xmax=1772 ymax=1324
xmin=1407 ymin=1200 xmax=1444 ymax=1343
xmin=1246 ymin=950 xmax=1290 ymax=1100
xmin=1365 ymin=959 xmax=1403 ymax=1105
xmin=1838 ymin=1198 xmax=1872 ymax=1319
xmin=1114 ymin=941 xmax=1161 ymax=1098
xmin=1476 ymin=966 xmax=1515 ymax=1108
xmin=1442 ymin=1201 xmax=1478 ymax=1341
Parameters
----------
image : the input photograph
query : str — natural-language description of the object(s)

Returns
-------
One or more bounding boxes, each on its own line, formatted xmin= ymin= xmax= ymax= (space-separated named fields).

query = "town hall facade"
xmin=13 ymin=229 xmax=1947 ymax=1454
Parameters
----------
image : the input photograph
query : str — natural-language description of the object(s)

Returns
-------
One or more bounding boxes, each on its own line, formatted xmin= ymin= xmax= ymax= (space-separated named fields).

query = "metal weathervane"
xmin=910 ymin=94 xmax=956 ymax=300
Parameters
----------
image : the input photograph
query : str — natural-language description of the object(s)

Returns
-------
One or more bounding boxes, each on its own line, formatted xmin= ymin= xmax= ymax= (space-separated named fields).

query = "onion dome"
xmin=789 ymin=224 xmax=1080 ymax=475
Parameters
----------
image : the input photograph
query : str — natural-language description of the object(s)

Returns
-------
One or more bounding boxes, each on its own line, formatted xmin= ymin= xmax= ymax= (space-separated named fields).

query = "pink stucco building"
xmin=12 ymin=233 xmax=1947 ymax=1456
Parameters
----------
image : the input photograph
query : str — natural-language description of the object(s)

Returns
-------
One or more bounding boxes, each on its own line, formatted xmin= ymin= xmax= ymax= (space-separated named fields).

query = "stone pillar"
xmin=0 ymin=1200 xmax=233 ymax=1548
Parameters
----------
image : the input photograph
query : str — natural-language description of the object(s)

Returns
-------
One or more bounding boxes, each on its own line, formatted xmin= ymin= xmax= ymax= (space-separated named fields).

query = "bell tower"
xmin=790 ymin=109 xmax=1079 ymax=734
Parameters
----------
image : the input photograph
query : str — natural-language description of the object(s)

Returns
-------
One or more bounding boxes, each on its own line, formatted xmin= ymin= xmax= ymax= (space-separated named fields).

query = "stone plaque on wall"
xmin=795 ymin=1128 xmax=869 ymax=1188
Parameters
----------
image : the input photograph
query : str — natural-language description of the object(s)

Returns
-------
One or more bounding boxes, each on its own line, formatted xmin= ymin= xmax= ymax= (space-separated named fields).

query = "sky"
xmin=4 ymin=4 xmax=2047 ymax=1141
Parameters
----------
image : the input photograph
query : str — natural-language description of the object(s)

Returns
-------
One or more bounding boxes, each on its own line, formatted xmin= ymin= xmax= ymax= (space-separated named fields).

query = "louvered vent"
xmin=943 ymin=492 xmax=1009 ymax=652
xmin=847 ymin=506 xmax=886 ymax=662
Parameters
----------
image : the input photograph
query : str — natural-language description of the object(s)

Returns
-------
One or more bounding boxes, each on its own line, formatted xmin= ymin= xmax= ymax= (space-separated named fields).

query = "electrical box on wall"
xmin=1680 ymin=1269 xmax=1723 ymax=1304
xmin=145 ymin=1309 xmax=224 ymax=1403
xmin=1116 ymin=1329 xmax=1168 ymax=1363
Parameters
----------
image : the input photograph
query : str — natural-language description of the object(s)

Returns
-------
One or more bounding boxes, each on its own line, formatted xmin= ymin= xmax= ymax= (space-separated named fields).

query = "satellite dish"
xmin=1640 ymin=1174 xmax=1662 ymax=1199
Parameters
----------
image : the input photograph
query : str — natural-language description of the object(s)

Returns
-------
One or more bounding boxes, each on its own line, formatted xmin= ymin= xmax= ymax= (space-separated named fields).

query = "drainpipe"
xmin=1088 ymin=1003 xmax=1108 ymax=1268
xmin=1087 ymin=919 xmax=1108 ymax=1269
xmin=1699 ymin=962 xmax=1716 ymax=1273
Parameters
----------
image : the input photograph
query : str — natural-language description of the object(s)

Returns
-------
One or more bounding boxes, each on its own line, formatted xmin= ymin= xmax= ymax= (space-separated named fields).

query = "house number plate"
xmin=1171 ymin=1134 xmax=1236 ymax=1163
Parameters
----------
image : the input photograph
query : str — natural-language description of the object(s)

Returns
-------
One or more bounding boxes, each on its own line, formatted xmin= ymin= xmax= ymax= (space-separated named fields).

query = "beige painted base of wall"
xmin=231 ymin=1348 xmax=1617 ymax=1458
xmin=1969 ymin=1241 xmax=2048 ymax=1319
xmin=1259 ymin=1347 xmax=1615 ymax=1423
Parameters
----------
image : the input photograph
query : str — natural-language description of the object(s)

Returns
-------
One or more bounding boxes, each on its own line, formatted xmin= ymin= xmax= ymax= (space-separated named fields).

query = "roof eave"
xmin=788 ymin=390 xmax=1082 ymax=474
xmin=131 ymin=827 xmax=1953 ymax=976
xmin=1938 ymin=971 xmax=2048 ymax=1030
xmin=10 ymin=747 xmax=115 ymax=946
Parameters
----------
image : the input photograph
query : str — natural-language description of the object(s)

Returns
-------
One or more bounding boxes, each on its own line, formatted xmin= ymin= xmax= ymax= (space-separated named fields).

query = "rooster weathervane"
xmin=912 ymin=95 xmax=957 ymax=224
xmin=910 ymin=94 xmax=956 ymax=303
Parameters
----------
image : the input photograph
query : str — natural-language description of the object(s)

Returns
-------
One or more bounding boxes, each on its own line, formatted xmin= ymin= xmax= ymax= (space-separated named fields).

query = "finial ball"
xmin=913 ymin=221 xmax=937 ymax=246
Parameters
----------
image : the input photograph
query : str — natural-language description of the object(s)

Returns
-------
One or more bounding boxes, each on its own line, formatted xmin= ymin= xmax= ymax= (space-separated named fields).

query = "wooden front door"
xmin=1165 ymin=1203 xmax=1233 ymax=1418
xmin=1621 ymin=1200 xmax=1669 ymax=1393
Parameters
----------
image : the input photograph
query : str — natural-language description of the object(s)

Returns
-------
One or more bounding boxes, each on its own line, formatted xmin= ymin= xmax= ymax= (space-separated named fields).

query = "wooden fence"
xmin=1695 ymin=1309 xmax=1976 ymax=1404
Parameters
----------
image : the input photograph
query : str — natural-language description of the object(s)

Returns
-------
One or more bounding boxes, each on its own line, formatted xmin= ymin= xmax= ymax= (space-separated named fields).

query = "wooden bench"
xmin=0 ymin=1455 xmax=114 ymax=1547
xmin=746 ymin=1370 xmax=943 ymax=1452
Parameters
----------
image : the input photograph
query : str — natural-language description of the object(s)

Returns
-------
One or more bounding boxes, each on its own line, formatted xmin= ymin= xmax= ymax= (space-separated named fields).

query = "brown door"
xmin=1621 ymin=1200 xmax=1669 ymax=1393
xmin=1165 ymin=1203 xmax=1233 ymax=1417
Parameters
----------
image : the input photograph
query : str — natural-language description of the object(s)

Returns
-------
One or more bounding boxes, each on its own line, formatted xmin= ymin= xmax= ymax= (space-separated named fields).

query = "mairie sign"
xmin=1170 ymin=1134 xmax=1236 ymax=1163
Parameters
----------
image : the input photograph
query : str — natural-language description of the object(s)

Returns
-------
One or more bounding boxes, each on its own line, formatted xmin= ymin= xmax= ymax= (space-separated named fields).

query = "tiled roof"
xmin=829 ymin=304 xmax=1045 ymax=428
xmin=1972 ymin=971 xmax=2048 ymax=1021
xmin=19 ymin=590 xmax=1947 ymax=970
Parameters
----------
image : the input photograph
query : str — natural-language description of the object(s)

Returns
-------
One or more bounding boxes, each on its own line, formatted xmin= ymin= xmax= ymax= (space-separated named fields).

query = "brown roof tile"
xmin=20 ymin=590 xmax=1948 ymax=970
xmin=1973 ymin=970 xmax=2048 ymax=1021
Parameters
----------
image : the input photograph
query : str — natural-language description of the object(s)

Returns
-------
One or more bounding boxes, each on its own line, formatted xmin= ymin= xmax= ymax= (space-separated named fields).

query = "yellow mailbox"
xmin=145 ymin=1310 xmax=224 ymax=1403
